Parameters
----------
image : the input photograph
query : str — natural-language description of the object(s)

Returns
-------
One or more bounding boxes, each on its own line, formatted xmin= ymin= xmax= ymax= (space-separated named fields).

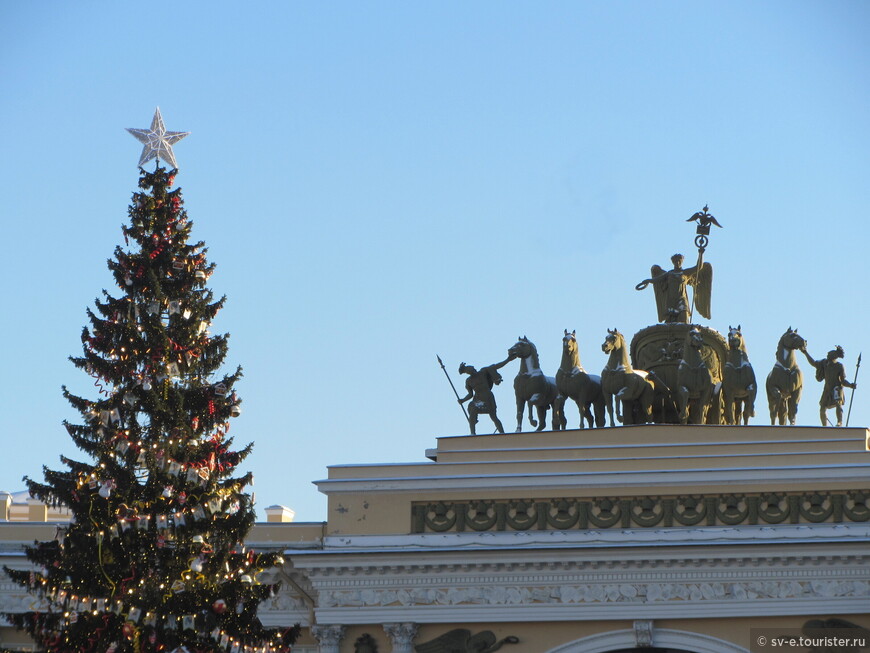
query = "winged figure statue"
xmin=415 ymin=629 xmax=519 ymax=653
xmin=636 ymin=253 xmax=712 ymax=323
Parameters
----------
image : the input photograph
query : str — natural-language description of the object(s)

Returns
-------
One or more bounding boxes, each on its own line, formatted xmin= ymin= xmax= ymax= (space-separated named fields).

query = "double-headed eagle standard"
xmin=637 ymin=206 xmax=719 ymax=324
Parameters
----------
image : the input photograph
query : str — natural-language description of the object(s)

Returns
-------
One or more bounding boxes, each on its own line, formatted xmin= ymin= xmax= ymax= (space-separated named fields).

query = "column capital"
xmin=312 ymin=624 xmax=346 ymax=652
xmin=384 ymin=622 xmax=419 ymax=652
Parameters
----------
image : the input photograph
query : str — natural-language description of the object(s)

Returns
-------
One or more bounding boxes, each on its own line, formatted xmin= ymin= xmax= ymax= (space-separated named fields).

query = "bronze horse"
xmin=508 ymin=336 xmax=559 ymax=432
xmin=675 ymin=327 xmax=715 ymax=425
xmin=601 ymin=328 xmax=655 ymax=426
xmin=722 ymin=325 xmax=757 ymax=425
xmin=555 ymin=330 xmax=605 ymax=429
xmin=766 ymin=327 xmax=807 ymax=425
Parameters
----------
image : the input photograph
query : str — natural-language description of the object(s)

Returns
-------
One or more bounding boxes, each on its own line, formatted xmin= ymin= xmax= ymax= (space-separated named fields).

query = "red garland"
xmin=83 ymin=614 xmax=111 ymax=652
xmin=118 ymin=562 xmax=137 ymax=595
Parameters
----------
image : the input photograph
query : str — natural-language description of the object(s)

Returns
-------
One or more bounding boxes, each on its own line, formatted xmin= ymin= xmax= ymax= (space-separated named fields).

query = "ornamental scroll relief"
xmin=411 ymin=491 xmax=870 ymax=533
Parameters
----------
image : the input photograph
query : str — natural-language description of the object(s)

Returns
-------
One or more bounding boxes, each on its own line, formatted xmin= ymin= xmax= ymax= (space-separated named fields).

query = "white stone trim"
xmin=314 ymin=465 xmax=870 ymax=494
xmin=316 ymin=523 xmax=870 ymax=552
xmin=434 ymin=434 xmax=860 ymax=455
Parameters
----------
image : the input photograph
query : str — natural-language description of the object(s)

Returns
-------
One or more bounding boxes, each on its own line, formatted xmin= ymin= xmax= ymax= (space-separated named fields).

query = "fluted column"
xmin=312 ymin=624 xmax=346 ymax=653
xmin=384 ymin=623 xmax=418 ymax=653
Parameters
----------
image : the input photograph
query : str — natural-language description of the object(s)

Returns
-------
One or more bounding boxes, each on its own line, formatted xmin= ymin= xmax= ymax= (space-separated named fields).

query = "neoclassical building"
xmin=2 ymin=424 xmax=869 ymax=652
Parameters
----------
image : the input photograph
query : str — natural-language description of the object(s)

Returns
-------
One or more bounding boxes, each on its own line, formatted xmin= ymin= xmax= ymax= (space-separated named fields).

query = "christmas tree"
xmin=3 ymin=109 xmax=299 ymax=653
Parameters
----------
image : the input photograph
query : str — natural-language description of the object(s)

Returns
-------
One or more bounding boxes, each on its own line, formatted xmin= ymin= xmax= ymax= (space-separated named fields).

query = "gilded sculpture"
xmin=722 ymin=325 xmax=757 ymax=425
xmin=636 ymin=205 xmax=720 ymax=324
xmin=508 ymin=337 xmax=559 ymax=432
xmin=766 ymin=328 xmax=807 ymax=425
xmin=439 ymin=205 xmax=861 ymax=430
xmin=675 ymin=327 xmax=715 ymax=424
xmin=601 ymin=328 xmax=655 ymax=425
xmin=555 ymin=330 xmax=605 ymax=429
xmin=636 ymin=253 xmax=713 ymax=324
xmin=457 ymin=356 xmax=513 ymax=435
xmin=801 ymin=345 xmax=857 ymax=427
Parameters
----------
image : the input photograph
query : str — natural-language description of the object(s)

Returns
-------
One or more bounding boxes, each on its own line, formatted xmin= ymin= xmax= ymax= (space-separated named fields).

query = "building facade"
xmin=2 ymin=424 xmax=869 ymax=652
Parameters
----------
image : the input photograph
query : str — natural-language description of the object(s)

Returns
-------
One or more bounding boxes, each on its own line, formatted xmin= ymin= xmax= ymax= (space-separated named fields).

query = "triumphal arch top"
xmin=2 ymin=209 xmax=867 ymax=653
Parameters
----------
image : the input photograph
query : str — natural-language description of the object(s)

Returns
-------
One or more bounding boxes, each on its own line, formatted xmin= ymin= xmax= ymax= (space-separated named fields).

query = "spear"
xmin=846 ymin=352 xmax=861 ymax=427
xmin=437 ymin=354 xmax=469 ymax=421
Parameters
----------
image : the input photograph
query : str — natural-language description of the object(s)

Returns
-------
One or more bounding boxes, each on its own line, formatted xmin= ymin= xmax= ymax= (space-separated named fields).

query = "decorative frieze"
xmin=317 ymin=578 xmax=869 ymax=609
xmin=412 ymin=491 xmax=870 ymax=533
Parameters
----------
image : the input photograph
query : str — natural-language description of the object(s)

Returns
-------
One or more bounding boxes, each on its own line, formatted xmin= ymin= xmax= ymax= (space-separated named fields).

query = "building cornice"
xmin=314 ymin=465 xmax=870 ymax=495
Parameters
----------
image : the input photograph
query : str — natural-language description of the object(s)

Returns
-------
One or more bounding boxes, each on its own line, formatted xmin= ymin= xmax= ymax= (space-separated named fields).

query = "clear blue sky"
xmin=1 ymin=2 xmax=868 ymax=522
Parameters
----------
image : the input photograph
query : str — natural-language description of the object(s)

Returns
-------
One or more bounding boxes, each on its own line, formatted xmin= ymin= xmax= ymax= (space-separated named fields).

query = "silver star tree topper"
xmin=126 ymin=107 xmax=189 ymax=169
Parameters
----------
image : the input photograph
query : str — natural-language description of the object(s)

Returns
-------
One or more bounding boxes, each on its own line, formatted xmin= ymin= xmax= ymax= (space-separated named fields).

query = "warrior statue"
xmin=636 ymin=253 xmax=713 ymax=323
xmin=458 ymin=357 xmax=513 ymax=435
xmin=801 ymin=345 xmax=857 ymax=427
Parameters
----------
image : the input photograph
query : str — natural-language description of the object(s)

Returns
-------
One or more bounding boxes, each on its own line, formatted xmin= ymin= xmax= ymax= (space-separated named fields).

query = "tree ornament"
xmin=212 ymin=599 xmax=227 ymax=614
xmin=98 ymin=479 xmax=115 ymax=499
xmin=126 ymin=107 xmax=189 ymax=169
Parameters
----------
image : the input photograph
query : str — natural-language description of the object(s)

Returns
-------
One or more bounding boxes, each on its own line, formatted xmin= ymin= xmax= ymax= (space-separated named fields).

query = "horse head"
xmin=686 ymin=327 xmax=704 ymax=351
xmin=728 ymin=325 xmax=746 ymax=352
xmin=563 ymin=329 xmax=578 ymax=353
xmin=602 ymin=328 xmax=624 ymax=354
xmin=779 ymin=327 xmax=807 ymax=353
xmin=509 ymin=336 xmax=535 ymax=360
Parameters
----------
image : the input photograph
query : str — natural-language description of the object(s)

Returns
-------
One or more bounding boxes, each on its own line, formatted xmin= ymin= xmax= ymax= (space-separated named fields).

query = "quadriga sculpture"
xmin=555 ymin=330 xmax=605 ymax=429
xmin=601 ymin=328 xmax=655 ymax=425
xmin=766 ymin=327 xmax=807 ymax=425
xmin=675 ymin=327 xmax=715 ymax=424
xmin=508 ymin=336 xmax=559 ymax=432
xmin=722 ymin=325 xmax=757 ymax=425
